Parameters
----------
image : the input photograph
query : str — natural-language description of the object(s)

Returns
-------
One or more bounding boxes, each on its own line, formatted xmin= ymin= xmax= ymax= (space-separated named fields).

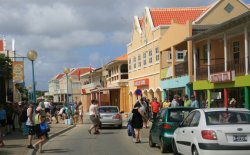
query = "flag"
xmin=78 ymin=68 xmax=81 ymax=81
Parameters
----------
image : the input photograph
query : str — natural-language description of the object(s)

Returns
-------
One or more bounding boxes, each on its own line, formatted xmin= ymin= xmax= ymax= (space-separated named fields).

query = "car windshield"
xmin=98 ymin=107 xmax=118 ymax=113
xmin=206 ymin=110 xmax=250 ymax=125
xmin=168 ymin=109 xmax=194 ymax=122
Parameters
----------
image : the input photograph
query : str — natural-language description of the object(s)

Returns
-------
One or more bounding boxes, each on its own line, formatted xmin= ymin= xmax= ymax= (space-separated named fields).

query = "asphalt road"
xmin=38 ymin=124 xmax=173 ymax=155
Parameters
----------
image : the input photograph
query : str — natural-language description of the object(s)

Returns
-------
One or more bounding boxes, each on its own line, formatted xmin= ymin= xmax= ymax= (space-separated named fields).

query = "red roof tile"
xmin=115 ymin=54 xmax=128 ymax=61
xmin=69 ymin=67 xmax=92 ymax=76
xmin=150 ymin=7 xmax=208 ymax=27
xmin=54 ymin=73 xmax=64 ymax=80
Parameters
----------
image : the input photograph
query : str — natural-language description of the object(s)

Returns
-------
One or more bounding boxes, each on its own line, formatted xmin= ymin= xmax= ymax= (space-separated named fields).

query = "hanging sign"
xmin=13 ymin=61 xmax=24 ymax=83
xmin=210 ymin=70 xmax=235 ymax=83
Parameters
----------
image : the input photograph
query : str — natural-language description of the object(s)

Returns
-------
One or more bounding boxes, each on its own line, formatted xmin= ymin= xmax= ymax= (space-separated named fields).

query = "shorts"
xmin=89 ymin=115 xmax=101 ymax=127
xmin=45 ymin=108 xmax=50 ymax=113
xmin=0 ymin=120 xmax=6 ymax=127
xmin=26 ymin=125 xmax=35 ymax=135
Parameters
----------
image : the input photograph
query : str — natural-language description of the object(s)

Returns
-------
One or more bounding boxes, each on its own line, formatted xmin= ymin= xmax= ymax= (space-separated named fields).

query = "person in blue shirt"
xmin=191 ymin=95 xmax=199 ymax=108
xmin=0 ymin=104 xmax=7 ymax=138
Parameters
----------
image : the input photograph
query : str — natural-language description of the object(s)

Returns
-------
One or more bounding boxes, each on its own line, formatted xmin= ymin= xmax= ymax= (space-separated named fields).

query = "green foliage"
xmin=0 ymin=54 xmax=12 ymax=78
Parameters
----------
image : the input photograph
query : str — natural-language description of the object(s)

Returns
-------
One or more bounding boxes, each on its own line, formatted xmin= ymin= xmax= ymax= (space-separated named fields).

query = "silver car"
xmin=98 ymin=106 xmax=123 ymax=128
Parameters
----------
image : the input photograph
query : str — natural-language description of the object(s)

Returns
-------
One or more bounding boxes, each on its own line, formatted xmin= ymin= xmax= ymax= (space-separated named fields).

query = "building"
xmin=159 ymin=0 xmax=250 ymax=101
xmin=188 ymin=11 xmax=250 ymax=109
xmin=105 ymin=54 xmax=129 ymax=112
xmin=127 ymin=7 xmax=169 ymax=109
xmin=46 ymin=73 xmax=64 ymax=102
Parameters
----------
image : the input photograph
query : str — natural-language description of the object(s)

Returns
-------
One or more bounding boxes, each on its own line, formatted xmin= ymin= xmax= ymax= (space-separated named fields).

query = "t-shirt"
xmin=171 ymin=99 xmax=179 ymax=107
xmin=89 ymin=104 xmax=97 ymax=115
xmin=184 ymin=99 xmax=192 ymax=107
xmin=191 ymin=100 xmax=199 ymax=108
xmin=150 ymin=101 xmax=160 ymax=113
xmin=0 ymin=109 xmax=6 ymax=120
xmin=162 ymin=101 xmax=171 ymax=108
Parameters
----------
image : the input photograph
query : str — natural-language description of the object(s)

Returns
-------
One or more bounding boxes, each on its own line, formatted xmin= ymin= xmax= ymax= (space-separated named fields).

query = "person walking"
xmin=33 ymin=106 xmax=46 ymax=153
xmin=150 ymin=97 xmax=161 ymax=120
xmin=26 ymin=102 xmax=35 ymax=149
xmin=88 ymin=100 xmax=100 ymax=135
xmin=78 ymin=102 xmax=84 ymax=124
xmin=131 ymin=102 xmax=147 ymax=143
xmin=0 ymin=104 xmax=6 ymax=141
xmin=184 ymin=95 xmax=192 ymax=107
xmin=191 ymin=95 xmax=199 ymax=108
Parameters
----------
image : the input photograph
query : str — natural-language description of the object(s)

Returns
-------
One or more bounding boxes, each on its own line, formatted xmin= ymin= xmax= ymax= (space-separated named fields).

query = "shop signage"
xmin=12 ymin=61 xmax=24 ymax=83
xmin=210 ymin=71 xmax=235 ymax=83
xmin=81 ymin=88 xmax=90 ymax=94
xmin=134 ymin=79 xmax=149 ymax=86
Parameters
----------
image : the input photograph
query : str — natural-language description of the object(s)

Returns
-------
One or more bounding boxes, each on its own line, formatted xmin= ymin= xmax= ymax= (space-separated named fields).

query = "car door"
xmin=175 ymin=111 xmax=195 ymax=154
xmin=182 ymin=111 xmax=201 ymax=154
xmin=151 ymin=109 xmax=166 ymax=144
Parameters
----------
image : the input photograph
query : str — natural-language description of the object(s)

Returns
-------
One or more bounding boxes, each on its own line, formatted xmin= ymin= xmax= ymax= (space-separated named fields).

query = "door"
xmin=175 ymin=111 xmax=195 ymax=154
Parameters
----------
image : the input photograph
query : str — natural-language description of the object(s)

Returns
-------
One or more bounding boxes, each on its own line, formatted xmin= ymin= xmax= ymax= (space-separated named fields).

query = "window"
xmin=138 ymin=54 xmax=141 ymax=68
xmin=190 ymin=112 xmax=200 ymax=127
xmin=155 ymin=47 xmax=159 ymax=62
xmin=133 ymin=56 xmax=136 ymax=69
xmin=203 ymin=45 xmax=208 ymax=64
xmin=167 ymin=51 xmax=172 ymax=61
xmin=176 ymin=51 xmax=184 ymax=61
xmin=129 ymin=58 xmax=131 ymax=71
xmin=224 ymin=3 xmax=234 ymax=13
xmin=182 ymin=112 xmax=195 ymax=127
xmin=143 ymin=52 xmax=147 ymax=66
xmin=233 ymin=41 xmax=240 ymax=63
xmin=149 ymin=50 xmax=152 ymax=64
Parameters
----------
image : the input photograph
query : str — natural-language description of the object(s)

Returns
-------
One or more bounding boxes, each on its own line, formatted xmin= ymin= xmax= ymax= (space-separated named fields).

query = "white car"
xmin=172 ymin=108 xmax=250 ymax=155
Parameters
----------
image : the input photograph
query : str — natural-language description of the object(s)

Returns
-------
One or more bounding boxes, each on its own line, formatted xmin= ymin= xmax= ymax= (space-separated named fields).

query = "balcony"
xmin=196 ymin=66 xmax=208 ymax=80
xmin=175 ymin=62 xmax=188 ymax=77
xmin=227 ymin=57 xmax=246 ymax=76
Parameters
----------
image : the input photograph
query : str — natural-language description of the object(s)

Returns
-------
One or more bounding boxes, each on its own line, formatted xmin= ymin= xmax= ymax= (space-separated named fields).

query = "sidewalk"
xmin=0 ymin=120 xmax=75 ymax=155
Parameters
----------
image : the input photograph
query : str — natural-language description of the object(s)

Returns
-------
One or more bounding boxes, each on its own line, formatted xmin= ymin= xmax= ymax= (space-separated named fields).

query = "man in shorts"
xmin=88 ymin=100 xmax=101 ymax=134
xmin=26 ymin=102 xmax=35 ymax=149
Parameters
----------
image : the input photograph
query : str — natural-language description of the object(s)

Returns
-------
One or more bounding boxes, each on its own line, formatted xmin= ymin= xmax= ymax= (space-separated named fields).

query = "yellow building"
xmin=127 ymin=7 xmax=169 ymax=109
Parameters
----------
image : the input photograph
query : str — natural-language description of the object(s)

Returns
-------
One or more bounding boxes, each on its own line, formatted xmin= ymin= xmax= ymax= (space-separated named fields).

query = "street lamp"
xmin=64 ymin=67 xmax=70 ymax=120
xmin=69 ymin=77 xmax=73 ymax=103
xmin=27 ymin=50 xmax=37 ymax=109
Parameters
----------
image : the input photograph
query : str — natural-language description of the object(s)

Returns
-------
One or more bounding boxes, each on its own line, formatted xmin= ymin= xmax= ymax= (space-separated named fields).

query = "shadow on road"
xmin=43 ymin=148 xmax=71 ymax=154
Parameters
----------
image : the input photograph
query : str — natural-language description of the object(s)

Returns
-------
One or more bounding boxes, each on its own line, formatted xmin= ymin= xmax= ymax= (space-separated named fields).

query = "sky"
xmin=0 ymin=0 xmax=250 ymax=90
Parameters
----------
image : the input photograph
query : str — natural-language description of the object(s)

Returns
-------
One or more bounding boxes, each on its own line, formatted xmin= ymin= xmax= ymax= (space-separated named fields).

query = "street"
xmin=39 ymin=124 xmax=172 ymax=155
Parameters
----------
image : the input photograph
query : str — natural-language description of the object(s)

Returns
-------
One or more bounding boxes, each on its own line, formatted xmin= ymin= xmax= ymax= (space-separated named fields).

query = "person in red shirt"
xmin=150 ymin=97 xmax=161 ymax=119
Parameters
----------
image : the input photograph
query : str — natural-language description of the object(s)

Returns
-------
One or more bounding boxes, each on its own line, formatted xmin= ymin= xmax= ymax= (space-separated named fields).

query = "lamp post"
xmin=64 ymin=68 xmax=70 ymax=120
xmin=27 ymin=50 xmax=37 ymax=109
xmin=69 ymin=77 xmax=73 ymax=103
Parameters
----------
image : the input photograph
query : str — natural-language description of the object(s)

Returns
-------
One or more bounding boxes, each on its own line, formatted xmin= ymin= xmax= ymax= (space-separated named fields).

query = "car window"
xmin=206 ymin=111 xmax=250 ymax=125
xmin=168 ymin=109 xmax=194 ymax=122
xmin=98 ymin=107 xmax=118 ymax=113
xmin=159 ymin=109 xmax=166 ymax=121
xmin=181 ymin=112 xmax=195 ymax=127
xmin=190 ymin=112 xmax=200 ymax=127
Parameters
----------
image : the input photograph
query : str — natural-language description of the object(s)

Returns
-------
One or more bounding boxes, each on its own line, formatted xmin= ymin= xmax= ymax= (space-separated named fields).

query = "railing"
xmin=196 ymin=66 xmax=208 ymax=80
xmin=210 ymin=63 xmax=224 ymax=74
xmin=175 ymin=62 xmax=188 ymax=77
xmin=227 ymin=57 xmax=245 ymax=76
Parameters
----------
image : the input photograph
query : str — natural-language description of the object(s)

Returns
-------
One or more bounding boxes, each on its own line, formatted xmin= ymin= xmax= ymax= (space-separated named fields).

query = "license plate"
xmin=233 ymin=135 xmax=247 ymax=142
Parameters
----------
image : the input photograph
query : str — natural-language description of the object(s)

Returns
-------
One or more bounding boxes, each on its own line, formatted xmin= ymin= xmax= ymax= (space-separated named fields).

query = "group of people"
xmin=128 ymin=94 xmax=200 ymax=143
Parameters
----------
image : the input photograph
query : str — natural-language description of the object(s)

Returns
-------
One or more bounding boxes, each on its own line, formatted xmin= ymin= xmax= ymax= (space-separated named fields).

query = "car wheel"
xmin=172 ymin=139 xmax=180 ymax=155
xmin=160 ymin=137 xmax=168 ymax=153
xmin=192 ymin=146 xmax=199 ymax=155
xmin=149 ymin=134 xmax=156 ymax=147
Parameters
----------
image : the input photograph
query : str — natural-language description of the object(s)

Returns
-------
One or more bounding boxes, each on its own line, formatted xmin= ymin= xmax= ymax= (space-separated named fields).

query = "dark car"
xmin=149 ymin=107 xmax=196 ymax=153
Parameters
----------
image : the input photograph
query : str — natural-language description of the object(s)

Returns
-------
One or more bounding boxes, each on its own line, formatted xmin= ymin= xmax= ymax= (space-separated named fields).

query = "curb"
xmin=26 ymin=125 xmax=75 ymax=155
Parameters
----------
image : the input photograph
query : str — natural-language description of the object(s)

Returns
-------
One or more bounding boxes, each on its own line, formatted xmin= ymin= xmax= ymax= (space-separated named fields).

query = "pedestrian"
xmin=162 ymin=97 xmax=171 ymax=108
xmin=191 ymin=95 xmax=199 ymax=108
xmin=171 ymin=95 xmax=180 ymax=107
xmin=26 ymin=102 xmax=35 ymax=149
xmin=131 ymin=102 xmax=147 ymax=143
xmin=0 ymin=104 xmax=7 ymax=138
xmin=12 ymin=102 xmax=21 ymax=131
xmin=184 ymin=95 xmax=192 ymax=107
xmin=178 ymin=96 xmax=184 ymax=107
xmin=150 ymin=97 xmax=161 ymax=120
xmin=141 ymin=97 xmax=149 ymax=128
xmin=20 ymin=103 xmax=29 ymax=135
xmin=88 ymin=100 xmax=101 ymax=135
xmin=6 ymin=103 xmax=13 ymax=134
xmin=33 ymin=106 xmax=46 ymax=153
xmin=78 ymin=102 xmax=84 ymax=124
xmin=0 ymin=120 xmax=4 ymax=147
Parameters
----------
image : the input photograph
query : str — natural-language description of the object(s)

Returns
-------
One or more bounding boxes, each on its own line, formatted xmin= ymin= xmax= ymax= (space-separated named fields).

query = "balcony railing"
xmin=227 ymin=57 xmax=245 ymax=76
xmin=196 ymin=65 xmax=208 ymax=80
xmin=175 ymin=62 xmax=188 ymax=77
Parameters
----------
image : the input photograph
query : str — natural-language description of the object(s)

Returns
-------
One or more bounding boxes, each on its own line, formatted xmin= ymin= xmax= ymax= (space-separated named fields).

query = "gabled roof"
xmin=115 ymin=54 xmax=128 ymax=61
xmin=149 ymin=7 xmax=208 ymax=27
xmin=54 ymin=73 xmax=64 ymax=80
xmin=69 ymin=67 xmax=92 ymax=76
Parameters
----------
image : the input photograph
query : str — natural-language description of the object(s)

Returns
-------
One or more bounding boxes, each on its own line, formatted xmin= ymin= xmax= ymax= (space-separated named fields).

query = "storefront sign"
xmin=81 ymin=88 xmax=90 ymax=94
xmin=134 ymin=79 xmax=149 ymax=86
xmin=210 ymin=71 xmax=235 ymax=83
xmin=12 ymin=61 xmax=24 ymax=83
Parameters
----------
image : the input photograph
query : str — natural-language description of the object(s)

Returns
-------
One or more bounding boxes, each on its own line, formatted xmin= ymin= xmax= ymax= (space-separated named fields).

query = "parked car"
xmin=98 ymin=106 xmax=122 ymax=128
xmin=149 ymin=107 xmax=196 ymax=153
xmin=172 ymin=108 xmax=250 ymax=155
